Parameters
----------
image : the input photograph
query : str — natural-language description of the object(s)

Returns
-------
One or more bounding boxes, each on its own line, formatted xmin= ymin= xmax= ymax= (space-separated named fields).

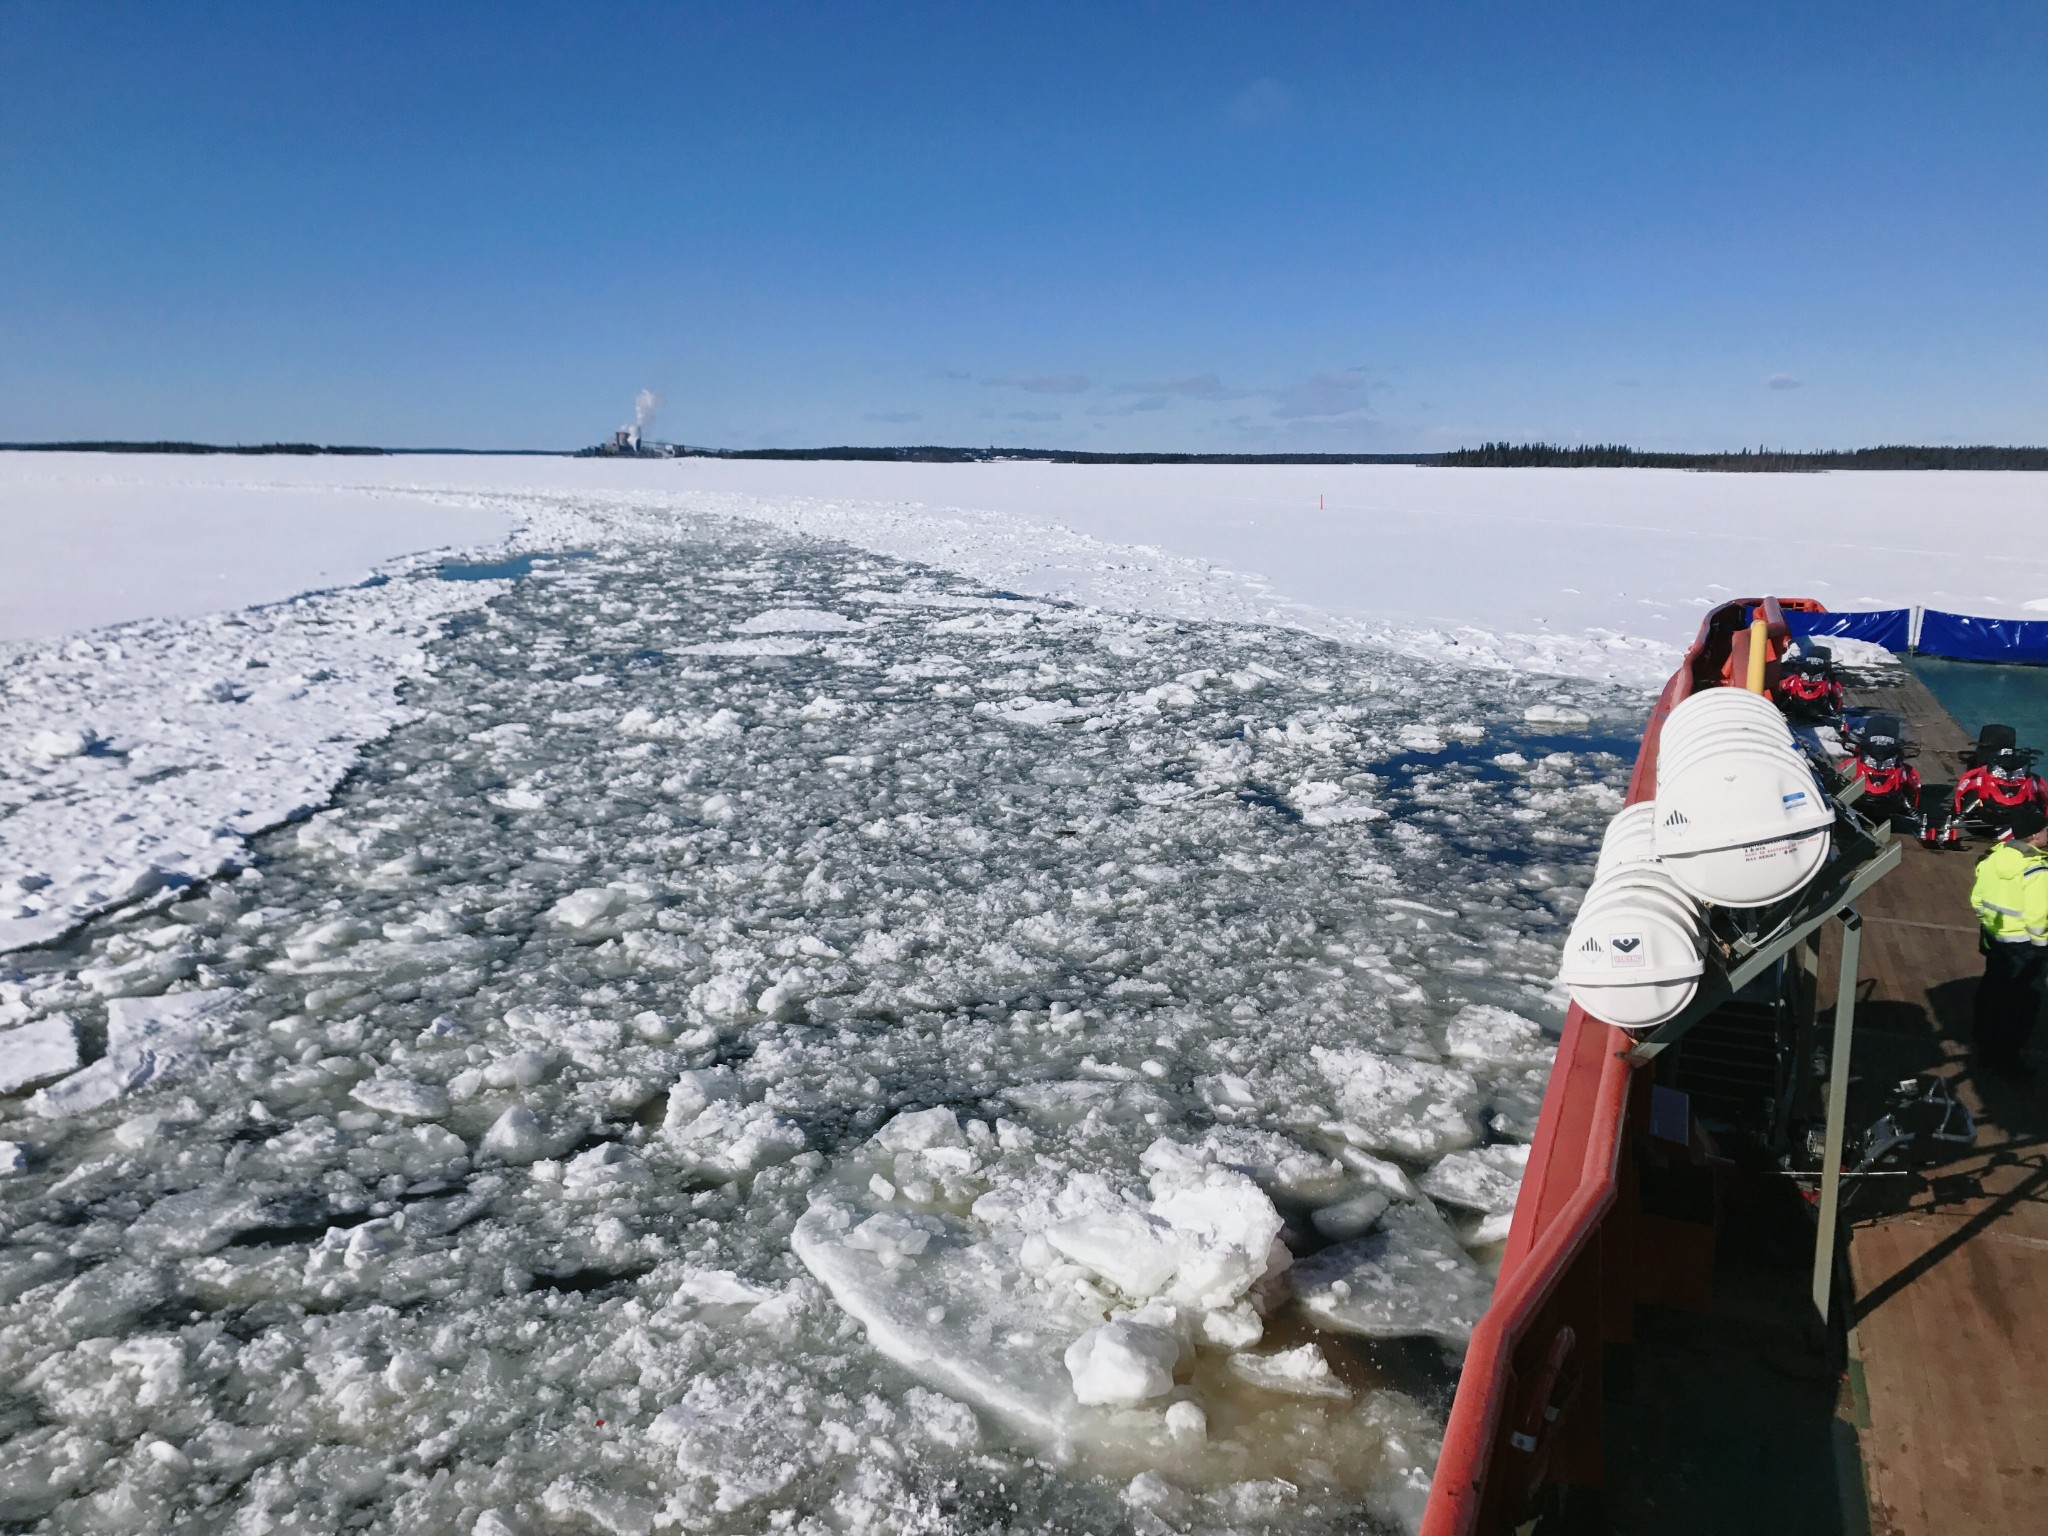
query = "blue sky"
xmin=3 ymin=1 xmax=2044 ymax=451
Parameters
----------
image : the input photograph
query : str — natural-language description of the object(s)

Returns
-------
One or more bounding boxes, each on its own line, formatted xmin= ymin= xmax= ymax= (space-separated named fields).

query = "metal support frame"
xmin=1811 ymin=908 xmax=1863 ymax=1321
xmin=1626 ymin=831 xmax=1900 ymax=1066
xmin=1770 ymin=927 xmax=1828 ymax=1156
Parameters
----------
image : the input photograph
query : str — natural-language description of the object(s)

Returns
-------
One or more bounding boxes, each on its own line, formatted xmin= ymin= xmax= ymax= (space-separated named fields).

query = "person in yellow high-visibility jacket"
xmin=1970 ymin=801 xmax=2048 ymax=1079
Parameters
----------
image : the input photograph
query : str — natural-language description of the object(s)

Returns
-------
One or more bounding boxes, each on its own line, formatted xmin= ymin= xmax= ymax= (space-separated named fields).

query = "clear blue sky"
xmin=3 ymin=1 xmax=2044 ymax=452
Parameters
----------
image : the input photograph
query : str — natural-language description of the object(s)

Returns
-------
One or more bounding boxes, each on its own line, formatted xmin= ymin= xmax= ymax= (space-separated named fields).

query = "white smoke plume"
xmin=632 ymin=389 xmax=662 ymax=434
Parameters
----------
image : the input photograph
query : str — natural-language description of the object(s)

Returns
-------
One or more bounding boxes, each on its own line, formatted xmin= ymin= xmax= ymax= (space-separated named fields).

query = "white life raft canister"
xmin=1562 ymin=857 xmax=1707 ymax=1030
xmin=1594 ymin=800 xmax=1660 ymax=876
xmin=1652 ymin=690 xmax=1833 ymax=907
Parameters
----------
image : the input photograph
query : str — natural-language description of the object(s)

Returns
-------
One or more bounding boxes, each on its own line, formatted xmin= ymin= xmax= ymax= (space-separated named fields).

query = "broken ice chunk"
xmin=1125 ymin=1470 xmax=1192 ymax=1519
xmin=480 ymin=1104 xmax=544 ymax=1162
xmin=662 ymin=1066 xmax=740 ymax=1130
xmin=1331 ymin=1147 xmax=1415 ymax=1200
xmin=1042 ymin=1167 xmax=1286 ymax=1310
xmin=562 ymin=1142 xmax=648 ymax=1197
xmin=1292 ymin=1201 xmax=1493 ymax=1346
xmin=1288 ymin=779 xmax=1387 ymax=826
xmin=1469 ymin=1211 xmax=1515 ymax=1246
xmin=1484 ymin=1065 xmax=1552 ymax=1143
xmin=1443 ymin=1005 xmax=1554 ymax=1068
xmin=1045 ymin=1206 xmax=1184 ymax=1298
xmin=1150 ymin=1170 xmax=1288 ymax=1310
xmin=738 ymin=607 xmax=863 ymax=633
xmin=29 ymin=989 xmax=234 ymax=1118
xmin=1309 ymin=1189 xmax=1391 ymax=1243
xmin=975 ymin=697 xmax=1090 ymax=727
xmin=1312 ymin=1046 xmax=1480 ymax=1161
xmin=282 ymin=916 xmax=375 ymax=963
xmin=794 ymin=1195 xmax=1115 ymax=1448
xmin=538 ymin=1478 xmax=660 ymax=1536
xmin=485 ymin=1048 xmax=556 ymax=1090
xmin=1065 ymin=1315 xmax=1180 ymax=1405
xmin=1226 ymin=1343 xmax=1353 ymax=1401
xmin=1197 ymin=1300 xmax=1263 ymax=1350
xmin=113 ymin=1113 xmax=164 ymax=1150
xmin=845 ymin=1210 xmax=945 ymax=1266
xmin=0 ymin=1141 xmax=25 ymax=1176
xmin=547 ymin=885 xmax=628 ymax=931
xmin=349 ymin=1076 xmax=452 ymax=1121
xmin=1418 ymin=1144 xmax=1529 ymax=1216
xmin=1003 ymin=1077 xmax=1171 ymax=1129
xmin=667 ymin=1099 xmax=807 ymax=1178
xmin=1142 ymin=1128 xmax=1349 ymax=1206
xmin=676 ymin=1268 xmax=782 ymax=1307
xmin=24 ymin=726 xmax=95 ymax=760
xmin=874 ymin=1105 xmax=970 ymax=1153
xmin=1195 ymin=1072 xmax=1260 ymax=1120
xmin=126 ymin=1186 xmax=273 ymax=1257
xmin=0 ymin=1014 xmax=80 ymax=1094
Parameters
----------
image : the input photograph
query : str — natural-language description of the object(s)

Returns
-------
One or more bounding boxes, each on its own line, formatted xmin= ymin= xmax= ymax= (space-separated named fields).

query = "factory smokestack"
xmin=590 ymin=390 xmax=676 ymax=456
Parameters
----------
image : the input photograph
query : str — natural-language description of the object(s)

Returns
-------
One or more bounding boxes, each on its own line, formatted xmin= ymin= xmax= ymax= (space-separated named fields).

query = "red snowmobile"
xmin=1839 ymin=710 xmax=1923 ymax=833
xmin=1930 ymin=724 xmax=2046 ymax=846
xmin=1775 ymin=644 xmax=1844 ymax=723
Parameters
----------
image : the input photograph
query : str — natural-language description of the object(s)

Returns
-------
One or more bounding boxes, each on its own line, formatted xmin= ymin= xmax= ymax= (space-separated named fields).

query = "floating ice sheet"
xmin=1293 ymin=1202 xmax=1495 ymax=1347
xmin=1418 ymin=1144 xmax=1531 ymax=1216
xmin=0 ymin=1015 xmax=79 ymax=1093
xmin=29 ymin=990 xmax=237 ymax=1118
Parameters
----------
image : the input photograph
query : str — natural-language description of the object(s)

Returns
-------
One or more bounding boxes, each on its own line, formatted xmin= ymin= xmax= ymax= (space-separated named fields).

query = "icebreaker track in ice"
xmin=1 ymin=515 xmax=1636 ymax=1535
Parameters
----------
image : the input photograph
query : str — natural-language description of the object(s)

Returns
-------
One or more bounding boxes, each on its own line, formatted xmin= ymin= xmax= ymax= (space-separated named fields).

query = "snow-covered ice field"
xmin=0 ymin=478 xmax=511 ymax=643
xmin=0 ymin=454 xmax=2039 ymax=1533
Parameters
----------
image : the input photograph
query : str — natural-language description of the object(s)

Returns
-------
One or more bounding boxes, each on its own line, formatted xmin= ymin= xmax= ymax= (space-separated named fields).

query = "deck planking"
xmin=1831 ymin=665 xmax=2048 ymax=1536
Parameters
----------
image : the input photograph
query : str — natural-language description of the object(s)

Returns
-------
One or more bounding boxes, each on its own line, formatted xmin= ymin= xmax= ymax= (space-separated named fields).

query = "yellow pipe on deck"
xmin=1746 ymin=614 xmax=1771 ymax=693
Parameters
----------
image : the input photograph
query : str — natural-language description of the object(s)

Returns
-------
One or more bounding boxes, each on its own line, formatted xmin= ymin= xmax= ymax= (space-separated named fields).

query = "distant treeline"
xmin=0 ymin=440 xmax=389 ymax=456
xmin=9 ymin=439 xmax=2048 ymax=470
xmin=1435 ymin=441 xmax=2048 ymax=471
xmin=691 ymin=442 xmax=2048 ymax=469
xmin=703 ymin=445 xmax=1435 ymax=465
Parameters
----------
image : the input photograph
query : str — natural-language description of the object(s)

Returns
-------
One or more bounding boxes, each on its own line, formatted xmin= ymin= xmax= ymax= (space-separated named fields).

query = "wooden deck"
xmin=1833 ymin=667 xmax=2048 ymax=1534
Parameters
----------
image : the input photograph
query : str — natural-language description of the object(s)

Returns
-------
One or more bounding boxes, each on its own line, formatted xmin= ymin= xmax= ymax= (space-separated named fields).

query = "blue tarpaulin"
xmin=1917 ymin=610 xmax=2048 ymax=666
xmin=1782 ymin=607 xmax=1913 ymax=652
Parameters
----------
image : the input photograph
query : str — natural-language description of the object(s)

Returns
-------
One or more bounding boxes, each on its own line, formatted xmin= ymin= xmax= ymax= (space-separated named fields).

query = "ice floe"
xmin=1293 ymin=1202 xmax=1495 ymax=1347
xmin=28 ymin=990 xmax=238 ymax=1119
xmin=0 ymin=1015 xmax=80 ymax=1094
